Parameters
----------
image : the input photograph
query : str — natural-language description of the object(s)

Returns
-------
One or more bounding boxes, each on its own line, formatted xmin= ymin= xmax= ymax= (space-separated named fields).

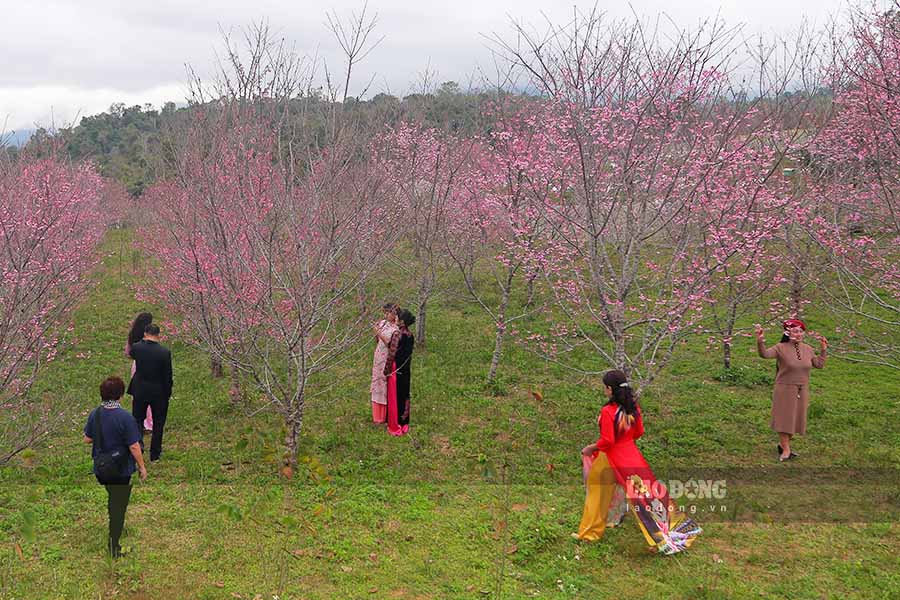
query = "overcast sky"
xmin=0 ymin=0 xmax=874 ymax=133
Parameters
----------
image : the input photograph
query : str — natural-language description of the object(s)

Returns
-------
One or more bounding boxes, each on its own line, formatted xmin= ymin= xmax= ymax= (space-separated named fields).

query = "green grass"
xmin=0 ymin=229 xmax=898 ymax=599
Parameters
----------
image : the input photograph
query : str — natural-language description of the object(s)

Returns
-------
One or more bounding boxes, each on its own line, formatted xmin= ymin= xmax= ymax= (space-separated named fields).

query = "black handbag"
xmin=92 ymin=408 xmax=126 ymax=483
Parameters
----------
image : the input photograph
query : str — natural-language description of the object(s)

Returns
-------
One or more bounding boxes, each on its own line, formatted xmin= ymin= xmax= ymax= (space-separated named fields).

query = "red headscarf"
xmin=782 ymin=318 xmax=806 ymax=331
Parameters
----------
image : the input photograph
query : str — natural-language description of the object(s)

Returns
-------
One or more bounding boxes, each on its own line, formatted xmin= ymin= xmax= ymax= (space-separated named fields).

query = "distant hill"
xmin=19 ymin=84 xmax=514 ymax=196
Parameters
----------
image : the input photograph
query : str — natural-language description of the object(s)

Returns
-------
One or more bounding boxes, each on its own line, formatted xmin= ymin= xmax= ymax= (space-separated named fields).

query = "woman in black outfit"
xmin=125 ymin=312 xmax=153 ymax=431
xmin=394 ymin=309 xmax=416 ymax=435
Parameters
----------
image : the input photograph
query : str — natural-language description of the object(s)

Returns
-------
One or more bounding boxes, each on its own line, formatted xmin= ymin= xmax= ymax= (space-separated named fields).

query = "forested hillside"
xmin=10 ymin=82 xmax=499 ymax=196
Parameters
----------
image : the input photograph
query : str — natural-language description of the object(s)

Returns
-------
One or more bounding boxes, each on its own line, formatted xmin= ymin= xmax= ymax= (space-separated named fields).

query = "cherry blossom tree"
xmin=447 ymin=102 xmax=566 ymax=384
xmin=495 ymin=11 xmax=801 ymax=391
xmin=699 ymin=30 xmax=831 ymax=369
xmin=143 ymin=111 xmax=401 ymax=464
xmin=141 ymin=25 xmax=402 ymax=465
xmin=0 ymin=151 xmax=104 ymax=463
xmin=96 ymin=179 xmax=134 ymax=229
xmin=375 ymin=122 xmax=473 ymax=346
xmin=802 ymin=3 xmax=900 ymax=368
xmin=699 ymin=159 xmax=787 ymax=369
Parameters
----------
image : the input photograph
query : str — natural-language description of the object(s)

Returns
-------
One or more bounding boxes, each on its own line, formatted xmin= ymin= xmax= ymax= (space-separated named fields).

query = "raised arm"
xmin=755 ymin=324 xmax=777 ymax=359
xmin=372 ymin=321 xmax=391 ymax=345
xmin=811 ymin=335 xmax=828 ymax=369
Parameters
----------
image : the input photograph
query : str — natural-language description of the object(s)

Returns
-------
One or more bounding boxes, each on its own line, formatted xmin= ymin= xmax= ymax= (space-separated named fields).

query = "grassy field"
xmin=1 ymin=229 xmax=898 ymax=599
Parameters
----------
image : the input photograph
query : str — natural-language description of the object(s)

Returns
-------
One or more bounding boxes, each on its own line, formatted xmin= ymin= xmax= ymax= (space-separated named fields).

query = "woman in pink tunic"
xmin=370 ymin=304 xmax=398 ymax=424
xmin=125 ymin=312 xmax=154 ymax=432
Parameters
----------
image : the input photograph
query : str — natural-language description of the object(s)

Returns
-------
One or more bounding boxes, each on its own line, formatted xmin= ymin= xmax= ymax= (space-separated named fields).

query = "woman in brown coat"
xmin=755 ymin=319 xmax=827 ymax=461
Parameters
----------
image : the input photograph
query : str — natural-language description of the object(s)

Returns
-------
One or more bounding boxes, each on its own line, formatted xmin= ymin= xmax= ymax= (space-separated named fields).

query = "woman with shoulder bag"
xmin=83 ymin=376 xmax=147 ymax=557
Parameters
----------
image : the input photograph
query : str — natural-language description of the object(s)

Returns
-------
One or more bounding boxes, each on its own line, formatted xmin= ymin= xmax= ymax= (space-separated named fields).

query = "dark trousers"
xmin=97 ymin=475 xmax=132 ymax=555
xmin=396 ymin=371 xmax=411 ymax=426
xmin=396 ymin=395 xmax=410 ymax=426
xmin=133 ymin=395 xmax=169 ymax=459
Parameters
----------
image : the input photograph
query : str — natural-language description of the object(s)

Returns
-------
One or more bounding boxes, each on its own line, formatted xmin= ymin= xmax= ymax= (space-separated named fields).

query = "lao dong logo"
xmin=626 ymin=478 xmax=727 ymax=500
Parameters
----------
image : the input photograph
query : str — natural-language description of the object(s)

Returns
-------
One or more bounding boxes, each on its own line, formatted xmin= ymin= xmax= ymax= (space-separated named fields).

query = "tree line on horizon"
xmin=5 ymin=82 xmax=507 ymax=196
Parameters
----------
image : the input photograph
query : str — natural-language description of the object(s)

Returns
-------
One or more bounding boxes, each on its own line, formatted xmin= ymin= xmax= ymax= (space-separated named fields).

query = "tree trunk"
xmin=525 ymin=273 xmax=537 ymax=308
xmin=416 ymin=275 xmax=433 ymax=347
xmin=488 ymin=324 xmax=505 ymax=385
xmin=416 ymin=296 xmax=428 ymax=348
xmin=228 ymin=364 xmax=243 ymax=407
xmin=614 ymin=342 xmax=628 ymax=375
xmin=611 ymin=308 xmax=627 ymax=374
xmin=723 ymin=304 xmax=737 ymax=369
xmin=283 ymin=407 xmax=304 ymax=468
xmin=791 ymin=267 xmax=804 ymax=319
xmin=488 ymin=287 xmax=511 ymax=384
xmin=211 ymin=356 xmax=224 ymax=377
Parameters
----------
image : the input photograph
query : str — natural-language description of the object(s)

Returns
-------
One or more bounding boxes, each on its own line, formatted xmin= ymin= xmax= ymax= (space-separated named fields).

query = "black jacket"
xmin=128 ymin=340 xmax=173 ymax=400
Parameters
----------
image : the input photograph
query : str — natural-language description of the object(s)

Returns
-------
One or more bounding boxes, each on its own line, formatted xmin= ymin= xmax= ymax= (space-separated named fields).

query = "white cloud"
xmin=0 ymin=83 xmax=187 ymax=133
xmin=0 ymin=0 xmax=878 ymax=131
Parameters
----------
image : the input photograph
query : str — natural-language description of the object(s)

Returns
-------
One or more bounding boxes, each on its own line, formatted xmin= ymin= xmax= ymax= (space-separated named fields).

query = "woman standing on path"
xmin=125 ymin=312 xmax=153 ymax=432
xmin=370 ymin=304 xmax=399 ymax=424
xmin=84 ymin=376 xmax=147 ymax=557
xmin=755 ymin=319 xmax=827 ymax=461
xmin=576 ymin=370 xmax=701 ymax=554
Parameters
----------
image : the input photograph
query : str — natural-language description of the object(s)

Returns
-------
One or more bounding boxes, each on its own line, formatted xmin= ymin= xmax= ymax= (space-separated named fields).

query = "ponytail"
xmin=603 ymin=370 xmax=638 ymax=431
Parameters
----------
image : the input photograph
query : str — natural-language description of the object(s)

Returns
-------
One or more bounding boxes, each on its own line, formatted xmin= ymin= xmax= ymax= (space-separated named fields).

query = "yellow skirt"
xmin=575 ymin=454 xmax=702 ymax=554
xmin=575 ymin=453 xmax=627 ymax=540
